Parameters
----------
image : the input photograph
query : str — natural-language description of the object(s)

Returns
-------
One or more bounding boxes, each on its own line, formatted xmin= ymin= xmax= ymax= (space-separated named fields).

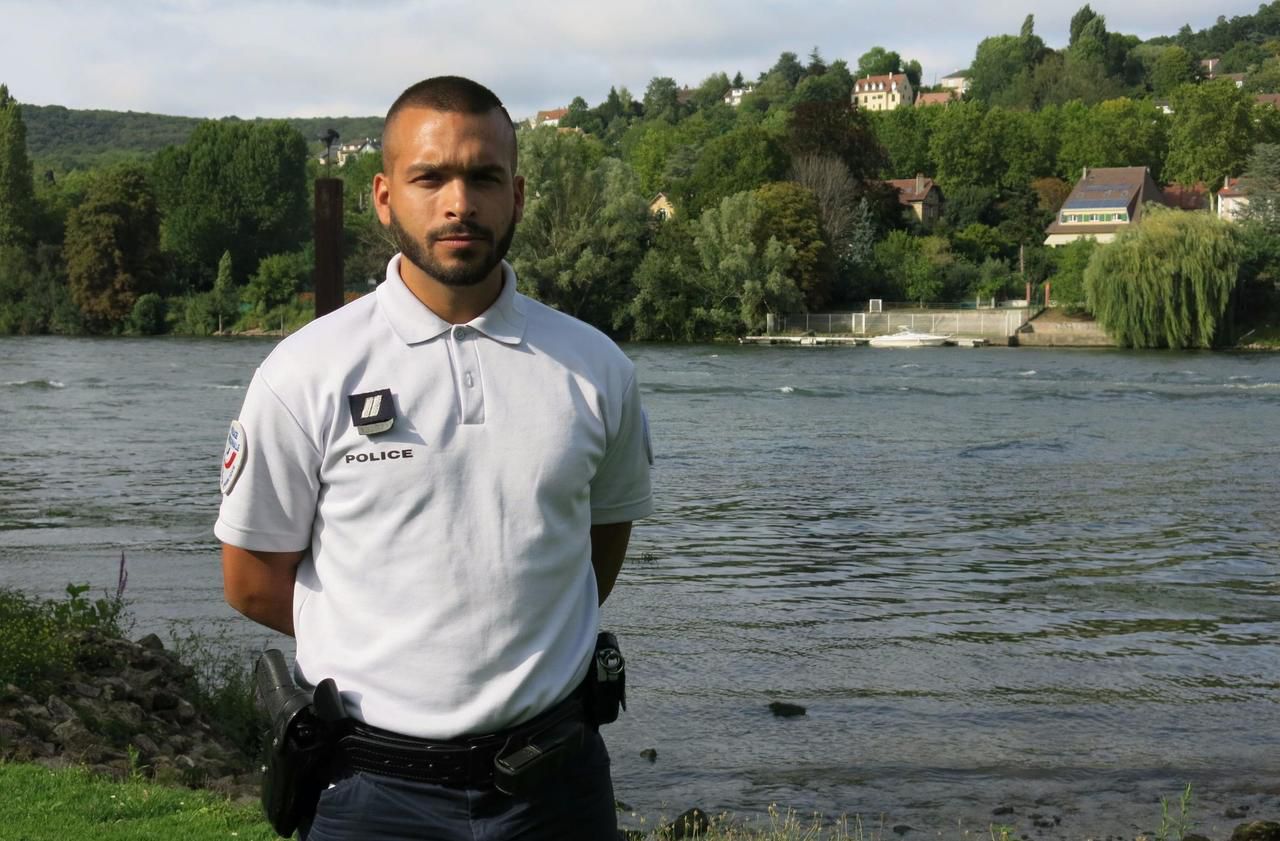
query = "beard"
xmin=389 ymin=208 xmax=517 ymax=288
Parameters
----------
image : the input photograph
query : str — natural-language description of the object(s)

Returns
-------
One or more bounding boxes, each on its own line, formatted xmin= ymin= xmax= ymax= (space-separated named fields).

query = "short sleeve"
xmin=214 ymin=369 xmax=321 ymax=551
xmin=589 ymin=373 xmax=654 ymax=525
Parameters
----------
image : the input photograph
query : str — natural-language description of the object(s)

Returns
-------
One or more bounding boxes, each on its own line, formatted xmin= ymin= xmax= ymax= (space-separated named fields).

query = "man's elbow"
xmin=220 ymin=544 xmax=300 ymax=635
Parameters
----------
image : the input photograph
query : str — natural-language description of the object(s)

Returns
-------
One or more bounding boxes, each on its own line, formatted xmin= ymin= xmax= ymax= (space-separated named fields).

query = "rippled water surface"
xmin=2 ymin=336 xmax=1278 ymax=837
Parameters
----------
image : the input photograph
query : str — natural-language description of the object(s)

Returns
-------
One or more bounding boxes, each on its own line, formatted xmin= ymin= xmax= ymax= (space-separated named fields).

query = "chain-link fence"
xmin=768 ymin=307 xmax=1035 ymax=338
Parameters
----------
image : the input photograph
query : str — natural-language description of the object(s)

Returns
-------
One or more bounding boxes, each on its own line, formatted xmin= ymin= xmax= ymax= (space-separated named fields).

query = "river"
xmin=2 ymin=335 xmax=1278 ymax=838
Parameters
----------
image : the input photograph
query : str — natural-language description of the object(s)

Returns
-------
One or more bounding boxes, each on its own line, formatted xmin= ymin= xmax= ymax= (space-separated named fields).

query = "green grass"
xmin=0 ymin=762 xmax=277 ymax=841
xmin=0 ymin=762 xmax=876 ymax=841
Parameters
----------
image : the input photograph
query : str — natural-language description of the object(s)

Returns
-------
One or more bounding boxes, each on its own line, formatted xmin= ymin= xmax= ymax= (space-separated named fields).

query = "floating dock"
xmin=739 ymin=336 xmax=989 ymax=347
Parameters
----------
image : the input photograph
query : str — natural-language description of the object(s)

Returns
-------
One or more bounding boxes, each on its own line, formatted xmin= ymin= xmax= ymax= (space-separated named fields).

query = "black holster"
xmin=582 ymin=631 xmax=627 ymax=727
xmin=255 ymin=649 xmax=346 ymax=838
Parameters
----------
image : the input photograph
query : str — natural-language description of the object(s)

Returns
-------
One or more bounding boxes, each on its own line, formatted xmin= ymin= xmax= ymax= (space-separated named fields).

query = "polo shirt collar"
xmin=377 ymin=254 xmax=527 ymax=346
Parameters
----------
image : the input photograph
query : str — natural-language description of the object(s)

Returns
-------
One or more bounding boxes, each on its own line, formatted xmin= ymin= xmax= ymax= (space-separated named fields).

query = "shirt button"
xmin=454 ymin=325 xmax=469 ymax=339
xmin=464 ymin=372 xmax=474 ymax=388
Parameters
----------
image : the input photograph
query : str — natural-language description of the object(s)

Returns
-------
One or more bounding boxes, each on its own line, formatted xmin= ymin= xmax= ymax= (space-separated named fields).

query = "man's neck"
xmin=399 ymin=259 xmax=504 ymax=325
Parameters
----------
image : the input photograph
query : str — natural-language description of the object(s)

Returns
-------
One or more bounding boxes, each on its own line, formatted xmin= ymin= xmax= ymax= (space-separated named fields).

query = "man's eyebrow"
xmin=404 ymin=161 xmax=508 ymax=178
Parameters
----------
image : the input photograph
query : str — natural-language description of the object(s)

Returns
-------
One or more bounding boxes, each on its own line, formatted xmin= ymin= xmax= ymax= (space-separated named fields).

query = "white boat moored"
xmin=868 ymin=327 xmax=951 ymax=348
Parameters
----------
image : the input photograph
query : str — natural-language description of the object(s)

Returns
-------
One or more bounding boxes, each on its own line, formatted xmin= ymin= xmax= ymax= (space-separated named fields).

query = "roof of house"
xmin=941 ymin=70 xmax=970 ymax=79
xmin=915 ymin=91 xmax=956 ymax=107
xmin=535 ymin=107 xmax=569 ymax=123
xmin=1220 ymin=177 xmax=1247 ymax=198
xmin=887 ymin=176 xmax=938 ymax=204
xmin=1162 ymin=182 xmax=1208 ymax=210
xmin=1044 ymin=166 xmax=1163 ymax=236
xmin=855 ymin=73 xmax=910 ymax=91
xmin=1255 ymin=93 xmax=1280 ymax=107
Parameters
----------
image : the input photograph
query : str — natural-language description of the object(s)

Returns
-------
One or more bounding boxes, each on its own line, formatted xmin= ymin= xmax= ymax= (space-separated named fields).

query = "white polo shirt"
xmin=215 ymin=256 xmax=653 ymax=739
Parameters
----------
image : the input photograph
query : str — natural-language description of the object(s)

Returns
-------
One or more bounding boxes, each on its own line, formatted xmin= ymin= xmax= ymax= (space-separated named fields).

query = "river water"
xmin=1 ymin=335 xmax=1278 ymax=838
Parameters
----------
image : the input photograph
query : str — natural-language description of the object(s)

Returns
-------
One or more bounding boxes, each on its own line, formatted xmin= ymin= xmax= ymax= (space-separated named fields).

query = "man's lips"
xmin=432 ymin=229 xmax=490 ymax=247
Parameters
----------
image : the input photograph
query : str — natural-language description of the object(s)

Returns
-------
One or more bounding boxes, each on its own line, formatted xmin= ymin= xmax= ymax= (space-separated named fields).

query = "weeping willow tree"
xmin=1084 ymin=206 xmax=1241 ymax=348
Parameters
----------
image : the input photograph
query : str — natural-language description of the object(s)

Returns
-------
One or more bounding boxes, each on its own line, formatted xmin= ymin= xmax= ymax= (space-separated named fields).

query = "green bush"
xmin=245 ymin=251 xmax=310 ymax=313
xmin=129 ymin=293 xmax=168 ymax=334
xmin=0 ymin=584 xmax=125 ymax=689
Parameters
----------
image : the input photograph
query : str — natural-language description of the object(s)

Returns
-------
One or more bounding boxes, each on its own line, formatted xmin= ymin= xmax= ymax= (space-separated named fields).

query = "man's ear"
xmin=513 ymin=174 xmax=525 ymax=224
xmin=373 ymin=172 xmax=392 ymax=226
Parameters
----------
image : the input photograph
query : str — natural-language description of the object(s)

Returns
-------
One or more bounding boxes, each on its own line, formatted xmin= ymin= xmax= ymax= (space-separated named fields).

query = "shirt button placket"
xmin=452 ymin=325 xmax=485 ymax=425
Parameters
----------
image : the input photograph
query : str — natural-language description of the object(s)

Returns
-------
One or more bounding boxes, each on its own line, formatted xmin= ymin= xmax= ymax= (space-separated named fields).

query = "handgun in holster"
xmin=583 ymin=631 xmax=627 ymax=726
xmin=255 ymin=649 xmax=347 ymax=838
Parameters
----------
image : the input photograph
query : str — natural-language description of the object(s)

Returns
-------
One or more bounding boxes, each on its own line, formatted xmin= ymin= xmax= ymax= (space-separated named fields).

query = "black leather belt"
xmin=335 ymin=693 xmax=584 ymax=788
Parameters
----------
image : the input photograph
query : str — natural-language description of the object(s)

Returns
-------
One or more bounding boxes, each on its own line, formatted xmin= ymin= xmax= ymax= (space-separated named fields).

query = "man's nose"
xmin=443 ymin=177 xmax=477 ymax=219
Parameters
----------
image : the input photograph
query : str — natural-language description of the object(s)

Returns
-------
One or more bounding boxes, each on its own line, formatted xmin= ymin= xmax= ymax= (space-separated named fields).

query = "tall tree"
xmin=1085 ymin=207 xmax=1241 ymax=348
xmin=857 ymin=47 xmax=902 ymax=78
xmin=681 ymin=125 xmax=788 ymax=218
xmin=786 ymin=99 xmax=886 ymax=182
xmin=152 ymin=120 xmax=309 ymax=290
xmin=1069 ymin=5 xmax=1099 ymax=47
xmin=1056 ymin=98 xmax=1169 ymax=182
xmin=693 ymin=190 xmax=801 ymax=333
xmin=870 ymin=107 xmax=937 ymax=180
xmin=968 ymin=35 xmax=1030 ymax=104
xmin=510 ymin=131 xmax=650 ymax=333
xmin=929 ymin=101 xmax=999 ymax=189
xmin=1239 ymin=142 xmax=1280 ymax=226
xmin=1149 ymin=46 xmax=1200 ymax=96
xmin=790 ymin=154 xmax=860 ymax=274
xmin=0 ymin=84 xmax=36 ymax=249
xmin=642 ymin=77 xmax=682 ymax=123
xmin=754 ymin=181 xmax=833 ymax=310
xmin=767 ymin=52 xmax=806 ymax=88
xmin=1164 ymin=81 xmax=1256 ymax=189
xmin=806 ymin=47 xmax=828 ymax=77
xmin=64 ymin=164 xmax=164 ymax=331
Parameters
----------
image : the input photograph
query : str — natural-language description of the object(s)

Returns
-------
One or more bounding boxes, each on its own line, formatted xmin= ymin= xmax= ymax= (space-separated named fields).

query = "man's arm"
xmin=221 ymin=544 xmax=304 ymax=636
xmin=590 ymin=521 xmax=632 ymax=606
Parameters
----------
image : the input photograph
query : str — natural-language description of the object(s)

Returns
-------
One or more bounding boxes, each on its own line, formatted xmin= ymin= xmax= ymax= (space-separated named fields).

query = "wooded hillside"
xmin=22 ymin=105 xmax=382 ymax=171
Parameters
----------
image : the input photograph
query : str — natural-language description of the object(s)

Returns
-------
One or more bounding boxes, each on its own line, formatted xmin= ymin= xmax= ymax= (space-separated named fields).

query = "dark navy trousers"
xmin=300 ymin=728 xmax=618 ymax=841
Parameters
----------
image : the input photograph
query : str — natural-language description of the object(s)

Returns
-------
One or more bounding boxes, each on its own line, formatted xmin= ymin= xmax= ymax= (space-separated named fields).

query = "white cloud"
xmin=0 ymin=0 xmax=1263 ymax=118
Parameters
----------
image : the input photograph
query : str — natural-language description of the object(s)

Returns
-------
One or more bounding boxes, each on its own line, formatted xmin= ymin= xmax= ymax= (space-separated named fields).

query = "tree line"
xmin=2 ymin=4 xmax=1280 ymax=344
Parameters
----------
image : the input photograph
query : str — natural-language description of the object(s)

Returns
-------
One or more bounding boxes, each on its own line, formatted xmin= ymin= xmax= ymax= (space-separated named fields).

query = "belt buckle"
xmin=465 ymin=738 xmax=498 ymax=787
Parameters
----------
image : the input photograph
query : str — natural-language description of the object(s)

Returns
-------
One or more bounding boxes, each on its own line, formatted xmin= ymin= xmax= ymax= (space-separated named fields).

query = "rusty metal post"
xmin=314 ymin=177 xmax=344 ymax=319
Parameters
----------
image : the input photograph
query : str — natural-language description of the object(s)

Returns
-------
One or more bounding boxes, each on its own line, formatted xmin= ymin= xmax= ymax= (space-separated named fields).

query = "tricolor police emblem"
xmin=220 ymin=420 xmax=246 ymax=495
xmin=349 ymin=388 xmax=396 ymax=435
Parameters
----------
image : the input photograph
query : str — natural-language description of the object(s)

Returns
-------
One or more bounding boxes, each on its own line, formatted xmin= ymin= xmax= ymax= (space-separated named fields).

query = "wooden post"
xmin=314 ymin=178 xmax=344 ymax=319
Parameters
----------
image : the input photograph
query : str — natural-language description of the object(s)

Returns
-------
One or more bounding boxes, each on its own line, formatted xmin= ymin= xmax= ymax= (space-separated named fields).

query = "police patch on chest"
xmin=348 ymin=388 xmax=396 ymax=435
xmin=220 ymin=419 xmax=246 ymax=496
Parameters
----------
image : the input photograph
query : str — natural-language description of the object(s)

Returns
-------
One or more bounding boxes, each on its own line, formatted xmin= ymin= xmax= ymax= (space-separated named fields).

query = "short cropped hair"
xmin=383 ymin=76 xmax=517 ymax=169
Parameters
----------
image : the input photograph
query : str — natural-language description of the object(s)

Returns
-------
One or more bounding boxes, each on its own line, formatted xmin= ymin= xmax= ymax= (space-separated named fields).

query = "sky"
xmin=0 ymin=0 xmax=1264 ymax=121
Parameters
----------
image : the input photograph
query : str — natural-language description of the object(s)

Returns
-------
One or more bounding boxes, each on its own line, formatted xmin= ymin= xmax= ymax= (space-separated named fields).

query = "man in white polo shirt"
xmin=215 ymin=76 xmax=652 ymax=840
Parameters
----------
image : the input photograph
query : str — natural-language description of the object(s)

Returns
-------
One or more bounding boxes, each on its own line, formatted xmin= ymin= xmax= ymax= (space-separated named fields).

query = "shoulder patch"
xmin=220 ymin=420 xmax=246 ymax=495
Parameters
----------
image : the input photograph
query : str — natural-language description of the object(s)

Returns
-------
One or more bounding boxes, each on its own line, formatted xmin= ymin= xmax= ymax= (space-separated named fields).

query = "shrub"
xmin=0 ymin=584 xmax=126 ymax=689
xmin=129 ymin=292 xmax=168 ymax=334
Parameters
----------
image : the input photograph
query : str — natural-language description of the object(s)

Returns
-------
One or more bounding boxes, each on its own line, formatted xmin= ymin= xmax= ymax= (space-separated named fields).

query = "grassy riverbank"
xmin=0 ymin=761 xmax=880 ymax=841
xmin=2 ymin=586 xmax=1267 ymax=841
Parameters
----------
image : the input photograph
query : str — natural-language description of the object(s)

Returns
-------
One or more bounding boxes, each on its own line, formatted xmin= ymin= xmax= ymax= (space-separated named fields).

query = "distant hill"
xmin=21 ymin=103 xmax=382 ymax=172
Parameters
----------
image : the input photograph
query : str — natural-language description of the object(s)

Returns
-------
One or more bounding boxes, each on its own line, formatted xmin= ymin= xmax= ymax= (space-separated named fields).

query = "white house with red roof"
xmin=1218 ymin=177 xmax=1249 ymax=221
xmin=534 ymin=108 xmax=569 ymax=128
xmin=853 ymin=73 xmax=913 ymax=111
